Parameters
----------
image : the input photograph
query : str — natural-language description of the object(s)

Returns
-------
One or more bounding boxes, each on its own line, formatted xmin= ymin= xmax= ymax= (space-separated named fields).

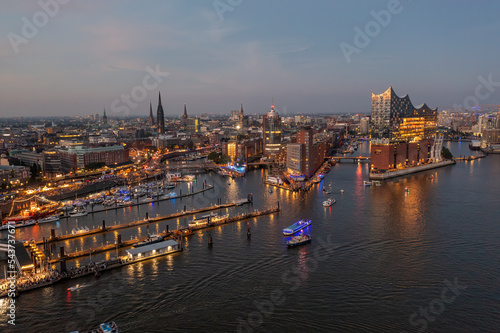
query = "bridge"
xmin=331 ymin=156 xmax=370 ymax=163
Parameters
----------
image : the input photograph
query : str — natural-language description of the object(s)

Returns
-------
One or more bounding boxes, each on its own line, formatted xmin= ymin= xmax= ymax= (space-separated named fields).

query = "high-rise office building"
xmin=157 ymin=92 xmax=165 ymax=134
xmin=262 ymin=104 xmax=282 ymax=158
xmin=286 ymin=127 xmax=326 ymax=179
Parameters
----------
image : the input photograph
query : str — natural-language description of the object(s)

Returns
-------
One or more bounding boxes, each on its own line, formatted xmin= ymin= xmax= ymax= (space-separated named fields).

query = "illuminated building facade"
xmin=370 ymin=87 xmax=439 ymax=171
xmin=262 ymin=105 xmax=282 ymax=158
xmin=371 ymin=86 xmax=437 ymax=142
xmin=222 ymin=138 xmax=263 ymax=162
xmin=286 ymin=128 xmax=326 ymax=179
xmin=186 ymin=117 xmax=199 ymax=133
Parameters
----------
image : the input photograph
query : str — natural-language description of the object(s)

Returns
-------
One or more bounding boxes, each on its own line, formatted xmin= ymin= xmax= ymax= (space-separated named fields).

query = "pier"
xmin=37 ymin=198 xmax=251 ymax=245
xmin=45 ymin=205 xmax=279 ymax=264
xmin=369 ymin=159 xmax=456 ymax=180
xmin=453 ymin=154 xmax=486 ymax=161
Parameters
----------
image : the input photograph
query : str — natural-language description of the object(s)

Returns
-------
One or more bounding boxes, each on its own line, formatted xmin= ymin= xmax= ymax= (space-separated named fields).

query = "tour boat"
xmin=286 ymin=234 xmax=312 ymax=247
xmin=282 ymin=219 xmax=312 ymax=236
xmin=322 ymin=198 xmax=336 ymax=207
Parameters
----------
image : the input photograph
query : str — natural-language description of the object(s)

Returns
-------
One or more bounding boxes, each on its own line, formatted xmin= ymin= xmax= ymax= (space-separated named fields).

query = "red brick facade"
xmin=370 ymin=139 xmax=433 ymax=171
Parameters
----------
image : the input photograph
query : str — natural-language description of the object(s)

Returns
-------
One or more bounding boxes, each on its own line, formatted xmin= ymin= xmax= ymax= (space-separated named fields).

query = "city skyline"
xmin=1 ymin=1 xmax=500 ymax=117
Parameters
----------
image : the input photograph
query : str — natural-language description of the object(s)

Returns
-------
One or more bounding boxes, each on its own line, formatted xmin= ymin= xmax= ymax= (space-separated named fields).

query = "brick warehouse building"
xmin=370 ymin=139 xmax=433 ymax=172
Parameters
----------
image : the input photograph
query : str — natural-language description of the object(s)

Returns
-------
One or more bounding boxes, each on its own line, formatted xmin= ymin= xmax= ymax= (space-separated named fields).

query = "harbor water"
xmin=0 ymin=141 xmax=499 ymax=332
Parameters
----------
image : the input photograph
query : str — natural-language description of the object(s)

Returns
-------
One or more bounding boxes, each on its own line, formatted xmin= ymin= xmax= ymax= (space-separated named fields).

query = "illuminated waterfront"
xmin=1 ymin=141 xmax=499 ymax=332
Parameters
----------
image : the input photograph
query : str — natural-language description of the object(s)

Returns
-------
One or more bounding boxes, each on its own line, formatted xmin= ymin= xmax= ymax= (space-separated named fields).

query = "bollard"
xmin=146 ymin=212 xmax=149 ymax=220
xmin=117 ymin=234 xmax=122 ymax=245
xmin=102 ymin=220 xmax=106 ymax=230
xmin=60 ymin=259 xmax=67 ymax=273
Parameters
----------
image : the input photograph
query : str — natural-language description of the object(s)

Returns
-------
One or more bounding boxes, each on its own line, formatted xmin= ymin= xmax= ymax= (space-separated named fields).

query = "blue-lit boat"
xmin=286 ymin=234 xmax=312 ymax=247
xmin=282 ymin=219 xmax=311 ymax=236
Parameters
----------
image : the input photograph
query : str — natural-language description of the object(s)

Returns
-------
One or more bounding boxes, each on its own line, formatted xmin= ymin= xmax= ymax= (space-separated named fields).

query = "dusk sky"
xmin=1 ymin=0 xmax=499 ymax=118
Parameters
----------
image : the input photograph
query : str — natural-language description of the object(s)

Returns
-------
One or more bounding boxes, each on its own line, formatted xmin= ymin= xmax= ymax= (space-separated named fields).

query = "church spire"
xmin=102 ymin=106 xmax=108 ymax=124
xmin=148 ymin=101 xmax=154 ymax=126
xmin=183 ymin=103 xmax=187 ymax=119
xmin=157 ymin=91 xmax=165 ymax=134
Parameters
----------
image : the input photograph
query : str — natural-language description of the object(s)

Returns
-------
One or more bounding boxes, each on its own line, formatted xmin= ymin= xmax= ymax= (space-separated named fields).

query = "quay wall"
xmin=369 ymin=159 xmax=456 ymax=180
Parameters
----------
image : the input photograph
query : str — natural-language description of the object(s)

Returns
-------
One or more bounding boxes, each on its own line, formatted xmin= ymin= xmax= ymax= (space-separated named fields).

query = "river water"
xmin=0 ymin=141 xmax=499 ymax=332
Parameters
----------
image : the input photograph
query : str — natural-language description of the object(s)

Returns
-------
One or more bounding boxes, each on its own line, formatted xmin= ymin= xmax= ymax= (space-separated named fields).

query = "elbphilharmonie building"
xmin=371 ymin=87 xmax=437 ymax=142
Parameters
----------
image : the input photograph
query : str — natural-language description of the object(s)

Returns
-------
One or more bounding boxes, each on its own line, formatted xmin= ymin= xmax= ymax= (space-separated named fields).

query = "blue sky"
xmin=1 ymin=0 xmax=499 ymax=118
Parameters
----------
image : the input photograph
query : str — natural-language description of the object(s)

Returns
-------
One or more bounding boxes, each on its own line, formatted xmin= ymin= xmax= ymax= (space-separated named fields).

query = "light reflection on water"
xmin=1 ymin=142 xmax=499 ymax=332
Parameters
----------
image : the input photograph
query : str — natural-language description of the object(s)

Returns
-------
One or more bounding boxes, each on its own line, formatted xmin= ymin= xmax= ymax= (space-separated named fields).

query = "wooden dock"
xmin=45 ymin=204 xmax=278 ymax=264
xmin=36 ymin=199 xmax=250 ymax=245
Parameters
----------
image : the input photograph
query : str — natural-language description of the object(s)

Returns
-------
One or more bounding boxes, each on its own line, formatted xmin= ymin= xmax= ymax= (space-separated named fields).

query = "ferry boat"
xmin=286 ymin=234 xmax=312 ymax=247
xmin=126 ymin=240 xmax=181 ymax=262
xmin=132 ymin=234 xmax=164 ymax=248
xmin=188 ymin=213 xmax=228 ymax=228
xmin=322 ymin=198 xmax=336 ymax=207
xmin=282 ymin=219 xmax=312 ymax=236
